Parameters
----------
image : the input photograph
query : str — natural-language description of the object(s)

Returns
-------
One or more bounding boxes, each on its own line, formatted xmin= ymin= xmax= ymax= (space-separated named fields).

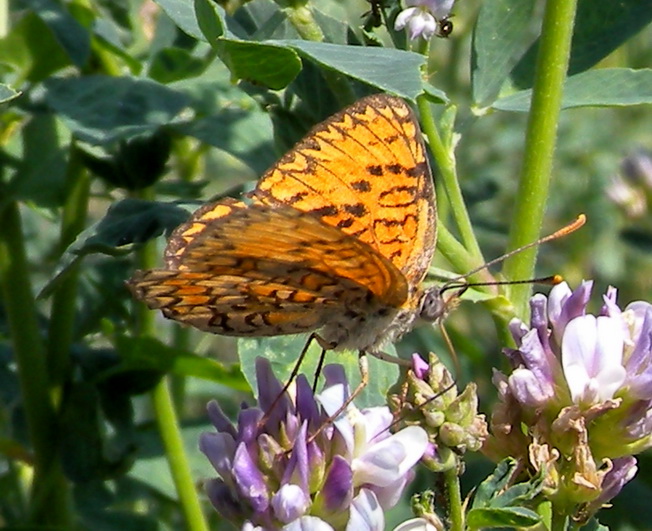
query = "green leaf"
xmin=27 ymin=0 xmax=91 ymax=67
xmin=194 ymin=0 xmax=225 ymax=43
xmin=39 ymin=199 xmax=189 ymax=300
xmin=0 ymin=84 xmax=21 ymax=104
xmin=176 ymin=102 xmax=275 ymax=175
xmin=239 ymin=336 xmax=399 ymax=409
xmin=0 ymin=12 xmax=70 ymax=81
xmin=148 ymin=47 xmax=208 ymax=83
xmin=215 ymin=39 xmax=303 ymax=90
xmin=494 ymin=68 xmax=652 ymax=111
xmin=154 ymin=0 xmax=205 ymax=40
xmin=472 ymin=458 xmax=519 ymax=509
xmin=512 ymin=0 xmax=652 ymax=89
xmin=282 ymin=40 xmax=426 ymax=101
xmin=313 ymin=8 xmax=349 ymax=44
xmin=6 ymin=113 xmax=70 ymax=208
xmin=231 ymin=0 xmax=297 ymax=40
xmin=44 ymin=76 xmax=190 ymax=144
xmin=466 ymin=506 xmax=541 ymax=529
xmin=114 ymin=335 xmax=248 ymax=390
xmin=471 ymin=0 xmax=537 ymax=107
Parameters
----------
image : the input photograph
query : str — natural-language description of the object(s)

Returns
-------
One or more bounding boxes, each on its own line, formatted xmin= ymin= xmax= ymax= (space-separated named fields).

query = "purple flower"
xmin=488 ymin=281 xmax=652 ymax=521
xmin=200 ymin=358 xmax=428 ymax=529
xmin=394 ymin=0 xmax=455 ymax=40
xmin=500 ymin=281 xmax=652 ymax=412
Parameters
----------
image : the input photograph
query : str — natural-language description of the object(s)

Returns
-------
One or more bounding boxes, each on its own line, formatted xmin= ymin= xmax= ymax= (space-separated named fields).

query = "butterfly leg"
xmin=366 ymin=349 xmax=411 ymax=366
xmin=308 ymin=351 xmax=369 ymax=443
xmin=259 ymin=333 xmax=334 ymax=429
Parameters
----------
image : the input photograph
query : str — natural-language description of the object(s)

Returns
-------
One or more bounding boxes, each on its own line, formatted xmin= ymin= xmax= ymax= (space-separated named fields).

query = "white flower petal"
xmin=595 ymin=315 xmax=625 ymax=370
xmin=272 ymin=484 xmax=310 ymax=524
xmin=284 ymin=516 xmax=335 ymax=531
xmin=346 ymin=489 xmax=384 ymax=531
xmin=548 ymin=281 xmax=572 ymax=325
xmin=394 ymin=7 xmax=418 ymax=30
xmin=353 ymin=426 xmax=428 ymax=487
xmin=393 ymin=517 xmax=439 ymax=531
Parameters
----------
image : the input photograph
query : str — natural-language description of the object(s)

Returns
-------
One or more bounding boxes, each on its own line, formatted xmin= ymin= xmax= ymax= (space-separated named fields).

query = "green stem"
xmin=0 ymin=202 xmax=71 ymax=526
xmin=416 ymin=94 xmax=483 ymax=265
xmin=48 ymin=144 xmax=90 ymax=403
xmin=443 ymin=465 xmax=463 ymax=531
xmin=152 ymin=378 xmax=209 ymax=531
xmin=135 ymin=188 xmax=209 ymax=531
xmin=284 ymin=4 xmax=324 ymax=41
xmin=502 ymin=0 xmax=578 ymax=318
xmin=550 ymin=508 xmax=568 ymax=531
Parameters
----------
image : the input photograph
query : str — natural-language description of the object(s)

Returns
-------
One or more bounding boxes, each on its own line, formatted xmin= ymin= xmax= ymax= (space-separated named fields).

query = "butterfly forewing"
xmin=254 ymin=94 xmax=436 ymax=289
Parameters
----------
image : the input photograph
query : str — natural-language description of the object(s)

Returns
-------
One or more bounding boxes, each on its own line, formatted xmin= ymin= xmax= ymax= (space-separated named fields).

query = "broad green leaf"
xmin=27 ymin=0 xmax=91 ymax=67
xmin=471 ymin=0 xmax=537 ymax=107
xmin=512 ymin=0 xmax=652 ymax=90
xmin=466 ymin=506 xmax=541 ymax=529
xmin=233 ymin=0 xmax=298 ymax=40
xmin=494 ymin=68 xmax=652 ymax=111
xmin=148 ymin=47 xmax=208 ymax=83
xmin=194 ymin=0 xmax=225 ymax=43
xmin=281 ymin=40 xmax=426 ymax=101
xmin=155 ymin=0 xmax=205 ymax=40
xmin=176 ymin=102 xmax=275 ymax=175
xmin=44 ymin=76 xmax=190 ymax=144
xmin=114 ymin=335 xmax=248 ymax=389
xmin=0 ymin=12 xmax=70 ymax=81
xmin=215 ymin=39 xmax=303 ymax=90
xmin=0 ymin=84 xmax=21 ymax=104
xmin=313 ymin=8 xmax=349 ymax=44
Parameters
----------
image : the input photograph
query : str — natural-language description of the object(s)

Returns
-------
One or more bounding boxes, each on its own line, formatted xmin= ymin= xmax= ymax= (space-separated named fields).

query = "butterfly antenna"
xmin=444 ymin=214 xmax=586 ymax=287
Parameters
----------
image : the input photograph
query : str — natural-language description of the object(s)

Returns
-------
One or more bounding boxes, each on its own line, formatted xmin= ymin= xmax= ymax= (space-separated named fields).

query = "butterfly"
xmin=128 ymin=94 xmax=448 ymax=356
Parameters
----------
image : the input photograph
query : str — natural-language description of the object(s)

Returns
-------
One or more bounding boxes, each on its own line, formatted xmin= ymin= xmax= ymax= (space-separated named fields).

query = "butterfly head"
xmin=418 ymin=284 xmax=467 ymax=324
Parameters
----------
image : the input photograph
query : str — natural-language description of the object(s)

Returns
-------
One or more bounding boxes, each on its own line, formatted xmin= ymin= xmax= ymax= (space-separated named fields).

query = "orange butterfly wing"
xmin=129 ymin=203 xmax=407 ymax=336
xmin=254 ymin=94 xmax=436 ymax=291
xmin=129 ymin=94 xmax=435 ymax=341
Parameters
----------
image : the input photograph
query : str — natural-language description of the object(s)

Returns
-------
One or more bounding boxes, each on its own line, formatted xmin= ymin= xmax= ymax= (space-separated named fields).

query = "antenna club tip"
xmin=552 ymin=274 xmax=564 ymax=285
xmin=576 ymin=213 xmax=587 ymax=225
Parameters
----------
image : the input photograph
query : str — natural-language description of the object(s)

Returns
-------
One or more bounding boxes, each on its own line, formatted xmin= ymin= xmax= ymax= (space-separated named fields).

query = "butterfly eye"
xmin=419 ymin=288 xmax=446 ymax=322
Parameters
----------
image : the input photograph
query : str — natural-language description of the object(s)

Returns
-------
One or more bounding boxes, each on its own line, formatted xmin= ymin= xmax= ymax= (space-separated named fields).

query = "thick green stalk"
xmin=0 ymin=202 xmax=71 ymax=526
xmin=135 ymin=188 xmax=209 ymax=531
xmin=48 ymin=145 xmax=90 ymax=401
xmin=284 ymin=4 xmax=324 ymax=42
xmin=152 ymin=378 xmax=209 ymax=531
xmin=502 ymin=0 xmax=578 ymax=318
xmin=417 ymin=94 xmax=484 ymax=265
xmin=443 ymin=463 xmax=463 ymax=531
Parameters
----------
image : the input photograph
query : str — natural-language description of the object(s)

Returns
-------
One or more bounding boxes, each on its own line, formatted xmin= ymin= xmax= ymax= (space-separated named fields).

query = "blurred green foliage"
xmin=0 ymin=0 xmax=651 ymax=528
